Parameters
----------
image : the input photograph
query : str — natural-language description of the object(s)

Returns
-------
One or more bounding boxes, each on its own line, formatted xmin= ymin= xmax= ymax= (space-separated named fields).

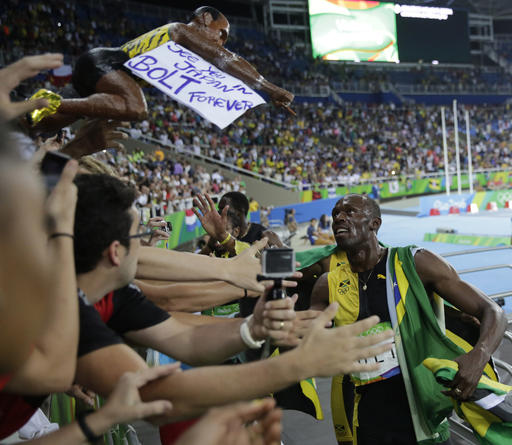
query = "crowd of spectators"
xmin=3 ymin=0 xmax=512 ymax=98
xmin=2 ymin=0 xmax=512 ymax=195
xmin=494 ymin=35 xmax=512 ymax=67
xmin=129 ymin=97 xmax=512 ymax=189
xmin=95 ymin=148 xmax=246 ymax=213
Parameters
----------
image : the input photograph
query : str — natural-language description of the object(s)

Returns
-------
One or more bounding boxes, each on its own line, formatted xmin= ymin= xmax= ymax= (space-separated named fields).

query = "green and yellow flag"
xmin=424 ymin=358 xmax=512 ymax=445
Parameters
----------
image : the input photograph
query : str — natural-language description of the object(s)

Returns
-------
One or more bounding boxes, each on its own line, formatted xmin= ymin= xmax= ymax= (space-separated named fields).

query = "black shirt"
xmin=78 ymin=283 xmax=170 ymax=357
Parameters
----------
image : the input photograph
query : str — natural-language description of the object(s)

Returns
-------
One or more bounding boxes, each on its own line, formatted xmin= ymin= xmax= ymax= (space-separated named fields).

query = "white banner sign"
xmin=124 ymin=42 xmax=265 ymax=129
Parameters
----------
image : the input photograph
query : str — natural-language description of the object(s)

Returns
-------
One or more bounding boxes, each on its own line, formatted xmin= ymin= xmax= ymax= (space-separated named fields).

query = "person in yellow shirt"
xmin=30 ymin=6 xmax=293 ymax=131
xmin=248 ymin=197 xmax=259 ymax=212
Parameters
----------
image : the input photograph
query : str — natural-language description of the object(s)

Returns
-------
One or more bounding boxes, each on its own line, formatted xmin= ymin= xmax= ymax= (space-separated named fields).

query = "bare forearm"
xmin=22 ymin=410 xmax=112 ymax=445
xmin=140 ymin=350 xmax=304 ymax=419
xmin=171 ymin=319 xmax=247 ymax=366
xmin=61 ymin=138 xmax=88 ymax=159
xmin=135 ymin=279 xmax=246 ymax=312
xmin=38 ymin=238 xmax=79 ymax=364
xmin=170 ymin=312 xmax=231 ymax=326
xmin=137 ymin=247 xmax=231 ymax=282
xmin=9 ymin=238 xmax=79 ymax=392
xmin=473 ymin=303 xmax=506 ymax=360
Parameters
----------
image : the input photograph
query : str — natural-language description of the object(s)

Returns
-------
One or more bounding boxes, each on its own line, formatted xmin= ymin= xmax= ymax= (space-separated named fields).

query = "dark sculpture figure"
xmin=30 ymin=6 xmax=294 ymax=129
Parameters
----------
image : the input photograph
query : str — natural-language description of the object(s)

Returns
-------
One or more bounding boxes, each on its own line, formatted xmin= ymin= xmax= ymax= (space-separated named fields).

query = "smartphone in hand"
xmin=41 ymin=151 xmax=71 ymax=191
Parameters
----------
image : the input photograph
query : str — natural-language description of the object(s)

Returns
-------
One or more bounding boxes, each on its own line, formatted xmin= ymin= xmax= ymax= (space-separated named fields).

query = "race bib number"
xmin=351 ymin=321 xmax=400 ymax=386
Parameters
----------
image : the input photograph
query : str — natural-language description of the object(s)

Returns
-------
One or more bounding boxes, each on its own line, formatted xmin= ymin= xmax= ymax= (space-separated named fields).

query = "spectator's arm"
xmin=0 ymin=53 xmax=63 ymax=121
xmin=125 ymin=289 xmax=296 ymax=366
xmin=136 ymin=238 xmax=269 ymax=293
xmin=17 ymin=365 xmax=178 ymax=445
xmin=76 ymin=307 xmax=392 ymax=421
xmin=133 ymin=279 xmax=257 ymax=312
xmin=5 ymin=162 xmax=79 ymax=394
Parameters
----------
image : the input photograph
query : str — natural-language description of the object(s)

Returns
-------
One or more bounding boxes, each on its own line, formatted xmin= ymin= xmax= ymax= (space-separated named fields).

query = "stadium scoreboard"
xmin=309 ymin=0 xmax=470 ymax=64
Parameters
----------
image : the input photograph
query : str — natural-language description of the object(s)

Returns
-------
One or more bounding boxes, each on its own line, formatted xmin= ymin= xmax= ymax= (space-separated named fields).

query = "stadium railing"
xmin=128 ymin=132 xmax=295 ymax=189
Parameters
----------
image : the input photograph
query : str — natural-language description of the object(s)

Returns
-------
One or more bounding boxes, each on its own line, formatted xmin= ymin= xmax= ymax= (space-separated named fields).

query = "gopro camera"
xmin=40 ymin=151 xmax=72 ymax=191
xmin=163 ymin=221 xmax=172 ymax=233
xmin=261 ymin=248 xmax=295 ymax=279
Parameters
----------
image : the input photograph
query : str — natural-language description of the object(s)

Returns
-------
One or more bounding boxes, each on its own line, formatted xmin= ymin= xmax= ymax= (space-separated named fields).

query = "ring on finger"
xmin=279 ymin=321 xmax=285 ymax=330
xmin=454 ymin=388 xmax=462 ymax=396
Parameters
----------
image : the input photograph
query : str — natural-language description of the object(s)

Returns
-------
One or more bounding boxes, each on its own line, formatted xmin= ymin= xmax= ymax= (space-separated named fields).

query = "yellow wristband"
xmin=220 ymin=233 xmax=232 ymax=245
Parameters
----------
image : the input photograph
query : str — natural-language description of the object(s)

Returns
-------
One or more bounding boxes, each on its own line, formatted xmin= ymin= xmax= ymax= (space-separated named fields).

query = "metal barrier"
xmin=441 ymin=245 xmax=512 ymax=443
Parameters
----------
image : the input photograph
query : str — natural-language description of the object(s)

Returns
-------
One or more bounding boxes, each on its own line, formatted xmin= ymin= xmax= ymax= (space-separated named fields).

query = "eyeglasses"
xmin=127 ymin=225 xmax=153 ymax=244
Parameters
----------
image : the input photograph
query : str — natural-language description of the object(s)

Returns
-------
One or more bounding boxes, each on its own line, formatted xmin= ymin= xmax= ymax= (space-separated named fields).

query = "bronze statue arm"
xmin=171 ymin=23 xmax=294 ymax=113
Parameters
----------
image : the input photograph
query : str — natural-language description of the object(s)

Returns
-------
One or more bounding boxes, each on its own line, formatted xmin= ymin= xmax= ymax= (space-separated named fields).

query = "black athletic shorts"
xmin=72 ymin=47 xmax=129 ymax=97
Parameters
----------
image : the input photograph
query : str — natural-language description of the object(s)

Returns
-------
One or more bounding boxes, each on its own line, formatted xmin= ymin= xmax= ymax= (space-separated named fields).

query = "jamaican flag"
xmin=424 ymin=358 xmax=512 ymax=445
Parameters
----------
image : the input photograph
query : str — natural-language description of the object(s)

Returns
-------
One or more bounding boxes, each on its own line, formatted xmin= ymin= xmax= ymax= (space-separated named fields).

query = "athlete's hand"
xmin=442 ymin=351 xmax=488 ymax=400
xmin=269 ymin=86 xmax=295 ymax=116
xmin=142 ymin=217 xmax=170 ymax=247
xmin=0 ymin=53 xmax=63 ymax=121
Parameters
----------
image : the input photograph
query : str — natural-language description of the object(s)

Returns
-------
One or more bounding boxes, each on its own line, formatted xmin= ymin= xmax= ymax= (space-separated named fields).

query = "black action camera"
xmin=261 ymin=248 xmax=295 ymax=279
xmin=257 ymin=248 xmax=295 ymax=301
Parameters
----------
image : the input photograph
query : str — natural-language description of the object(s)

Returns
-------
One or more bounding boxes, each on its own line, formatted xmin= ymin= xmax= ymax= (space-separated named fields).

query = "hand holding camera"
xmin=142 ymin=217 xmax=171 ymax=247
xmin=249 ymin=247 xmax=305 ymax=350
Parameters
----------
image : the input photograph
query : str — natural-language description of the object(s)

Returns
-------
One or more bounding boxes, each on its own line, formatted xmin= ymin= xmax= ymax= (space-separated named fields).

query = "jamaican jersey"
xmin=327 ymin=249 xmax=399 ymax=386
xmin=121 ymin=24 xmax=174 ymax=58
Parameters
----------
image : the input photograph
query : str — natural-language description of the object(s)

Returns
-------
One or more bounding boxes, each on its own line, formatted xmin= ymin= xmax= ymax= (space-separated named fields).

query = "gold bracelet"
xmin=220 ymin=233 xmax=232 ymax=245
